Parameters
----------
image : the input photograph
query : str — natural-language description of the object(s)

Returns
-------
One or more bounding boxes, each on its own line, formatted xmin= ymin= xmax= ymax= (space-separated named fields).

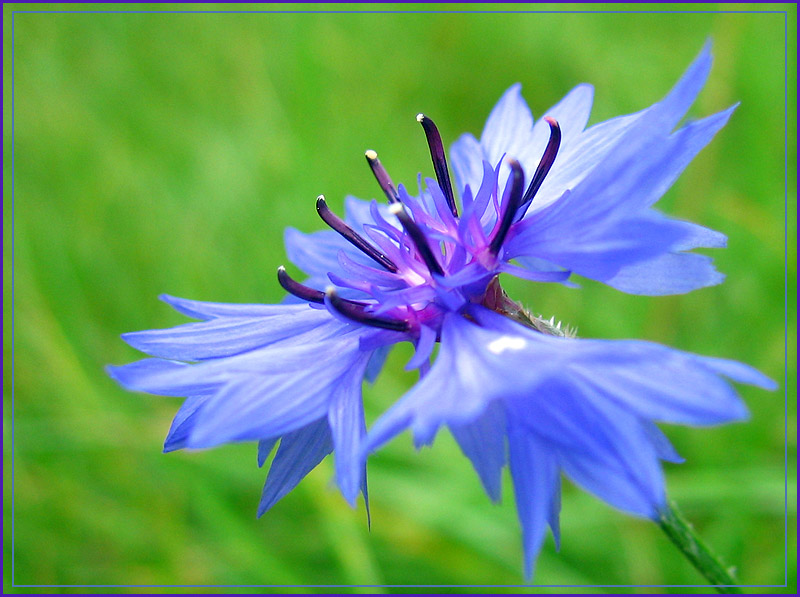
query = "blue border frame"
xmin=7 ymin=6 xmax=793 ymax=591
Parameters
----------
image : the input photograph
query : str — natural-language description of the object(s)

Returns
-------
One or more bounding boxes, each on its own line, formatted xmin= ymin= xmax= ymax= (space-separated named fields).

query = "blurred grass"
xmin=2 ymin=3 xmax=796 ymax=592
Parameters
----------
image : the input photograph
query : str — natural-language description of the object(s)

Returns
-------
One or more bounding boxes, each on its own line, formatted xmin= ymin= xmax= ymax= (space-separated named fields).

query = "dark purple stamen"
xmin=279 ymin=267 xmax=372 ymax=309
xmin=365 ymin=150 xmax=400 ymax=203
xmin=515 ymin=117 xmax=561 ymax=220
xmin=316 ymin=196 xmax=398 ymax=272
xmin=417 ymin=114 xmax=458 ymax=218
xmin=389 ymin=202 xmax=445 ymax=277
xmin=326 ymin=288 xmax=410 ymax=332
xmin=277 ymin=266 xmax=325 ymax=303
xmin=489 ymin=159 xmax=525 ymax=255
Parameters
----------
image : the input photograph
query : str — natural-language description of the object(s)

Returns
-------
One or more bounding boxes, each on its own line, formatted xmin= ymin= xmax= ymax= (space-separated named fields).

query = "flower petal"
xmin=284 ymin=227 xmax=376 ymax=281
xmin=107 ymin=358 xmax=218 ymax=397
xmin=449 ymin=401 xmax=506 ymax=503
xmin=257 ymin=437 xmax=279 ymax=467
xmin=450 ymin=133 xmax=484 ymax=201
xmin=536 ymin=108 xmax=650 ymax=209
xmin=480 ymin=83 xmax=535 ymax=166
xmin=635 ymin=106 xmax=737 ymax=210
xmin=121 ymin=305 xmax=333 ymax=361
xmin=257 ymin=418 xmax=333 ymax=516
xmin=185 ymin=332 xmax=371 ymax=447
xmin=159 ymin=294 xmax=300 ymax=320
xmin=364 ymin=344 xmax=391 ymax=383
xmin=507 ymin=420 xmax=560 ymax=580
xmin=511 ymin=377 xmax=666 ymax=519
xmin=473 ymin=306 xmax=766 ymax=426
xmin=643 ymin=422 xmax=684 ymax=464
xmin=605 ymin=251 xmax=725 ymax=295
xmin=506 ymin=105 xmax=735 ymax=284
xmin=327 ymin=352 xmax=372 ymax=506
xmin=535 ymin=84 xmax=594 ymax=150
xmin=506 ymin=207 xmax=689 ymax=282
xmin=163 ymin=395 xmax=210 ymax=452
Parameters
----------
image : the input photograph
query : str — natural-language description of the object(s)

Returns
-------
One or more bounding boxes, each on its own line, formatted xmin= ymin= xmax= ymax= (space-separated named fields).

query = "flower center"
xmin=276 ymin=113 xmax=563 ymax=336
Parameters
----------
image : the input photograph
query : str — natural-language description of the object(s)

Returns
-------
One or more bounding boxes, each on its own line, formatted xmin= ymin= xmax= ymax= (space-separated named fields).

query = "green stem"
xmin=658 ymin=500 xmax=742 ymax=593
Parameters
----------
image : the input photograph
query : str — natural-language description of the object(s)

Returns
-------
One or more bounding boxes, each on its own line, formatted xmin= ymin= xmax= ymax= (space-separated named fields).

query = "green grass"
xmin=3 ymin=4 xmax=796 ymax=592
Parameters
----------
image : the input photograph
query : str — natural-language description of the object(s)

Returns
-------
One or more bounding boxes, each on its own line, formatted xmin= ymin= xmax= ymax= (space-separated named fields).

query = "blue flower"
xmin=109 ymin=43 xmax=775 ymax=578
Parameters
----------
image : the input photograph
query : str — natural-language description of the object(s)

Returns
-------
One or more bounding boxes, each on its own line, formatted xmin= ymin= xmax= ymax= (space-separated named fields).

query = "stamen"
xmin=365 ymin=150 xmax=400 ymax=203
xmin=316 ymin=196 xmax=398 ymax=272
xmin=416 ymin=114 xmax=458 ymax=217
xmin=279 ymin=267 xmax=371 ymax=308
xmin=516 ymin=117 xmax=561 ymax=220
xmin=388 ymin=203 xmax=445 ymax=277
xmin=326 ymin=287 xmax=410 ymax=332
xmin=489 ymin=159 xmax=524 ymax=255
xmin=277 ymin=266 xmax=324 ymax=304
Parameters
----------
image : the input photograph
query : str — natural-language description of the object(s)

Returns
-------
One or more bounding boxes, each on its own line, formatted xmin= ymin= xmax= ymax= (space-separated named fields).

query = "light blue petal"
xmin=605 ymin=251 xmax=725 ymax=295
xmin=549 ymin=477 xmax=562 ymax=551
xmin=159 ymin=294 xmax=297 ymax=321
xmin=480 ymin=83 xmax=535 ymax=166
xmin=344 ymin=196 xmax=397 ymax=230
xmin=479 ymin=84 xmax=596 ymax=208
xmin=107 ymin=359 xmax=219 ymax=397
xmin=470 ymin=307 xmax=766 ymax=426
xmin=497 ymin=262 xmax=571 ymax=283
xmin=364 ymin=313 xmax=546 ymax=455
xmin=361 ymin=471 xmax=371 ymax=529
xmin=405 ymin=324 xmax=437 ymax=371
xmin=696 ymin=355 xmax=778 ymax=390
xmin=508 ymin=83 xmax=595 ymax=191
xmin=364 ymin=344 xmax=391 ymax=383
xmin=510 ymin=378 xmax=665 ymax=519
xmin=284 ymin=227 xmax=374 ymax=279
xmin=643 ymin=422 xmax=684 ymax=464
xmin=582 ymin=42 xmax=711 ymax=179
xmin=124 ymin=319 xmax=355 ymax=390
xmin=163 ymin=395 xmax=209 ymax=452
xmin=634 ymin=106 xmax=737 ymax=210
xmin=327 ymin=352 xmax=372 ymax=506
xmin=507 ymin=420 xmax=560 ymax=580
xmin=559 ymin=447 xmax=663 ymax=520
xmin=184 ymin=329 xmax=371 ymax=447
xmin=121 ymin=306 xmax=333 ymax=361
xmin=520 ymin=42 xmax=714 ymax=224
xmin=535 ymin=84 xmax=594 ymax=149
xmin=506 ymin=209 xmax=689 ymax=282
xmin=257 ymin=438 xmax=279 ymax=467
xmin=187 ymin=375 xmax=329 ymax=447
xmin=674 ymin=221 xmax=727 ymax=251
xmin=257 ymin=418 xmax=333 ymax=516
xmin=450 ymin=133 xmax=484 ymax=201
xmin=571 ymin=343 xmax=753 ymax=425
xmin=450 ymin=401 xmax=506 ymax=502
xmin=649 ymin=40 xmax=713 ymax=135
xmin=506 ymin=104 xmax=734 ymax=284
xmin=536 ymin=108 xmax=649 ymax=209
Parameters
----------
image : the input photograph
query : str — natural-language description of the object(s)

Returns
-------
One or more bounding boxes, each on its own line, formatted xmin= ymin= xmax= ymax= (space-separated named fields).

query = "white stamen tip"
xmin=365 ymin=149 xmax=378 ymax=160
xmin=277 ymin=265 xmax=286 ymax=272
xmin=416 ymin=113 xmax=425 ymax=122
xmin=324 ymin=286 xmax=336 ymax=296
xmin=388 ymin=203 xmax=404 ymax=215
xmin=317 ymin=194 xmax=325 ymax=201
xmin=487 ymin=335 xmax=527 ymax=355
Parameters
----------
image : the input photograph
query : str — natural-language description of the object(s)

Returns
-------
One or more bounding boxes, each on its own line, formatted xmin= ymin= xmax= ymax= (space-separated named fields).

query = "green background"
xmin=3 ymin=3 xmax=796 ymax=593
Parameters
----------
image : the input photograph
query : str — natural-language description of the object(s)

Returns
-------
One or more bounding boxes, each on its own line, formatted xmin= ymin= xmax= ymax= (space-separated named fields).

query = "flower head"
xmin=109 ymin=44 xmax=775 ymax=579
